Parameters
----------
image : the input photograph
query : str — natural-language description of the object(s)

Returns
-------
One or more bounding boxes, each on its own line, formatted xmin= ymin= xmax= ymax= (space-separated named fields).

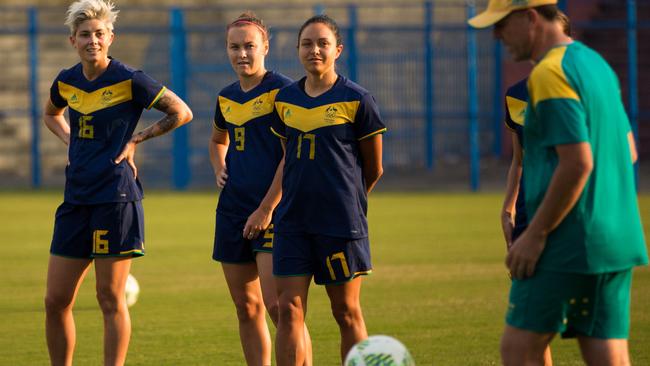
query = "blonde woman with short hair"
xmin=44 ymin=1 xmax=192 ymax=365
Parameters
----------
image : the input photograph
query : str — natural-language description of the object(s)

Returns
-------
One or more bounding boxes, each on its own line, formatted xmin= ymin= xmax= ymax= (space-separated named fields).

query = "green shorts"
xmin=506 ymin=269 xmax=632 ymax=339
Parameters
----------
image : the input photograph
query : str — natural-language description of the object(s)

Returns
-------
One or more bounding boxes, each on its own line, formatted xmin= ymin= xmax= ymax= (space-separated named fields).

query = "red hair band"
xmin=227 ymin=19 xmax=267 ymax=38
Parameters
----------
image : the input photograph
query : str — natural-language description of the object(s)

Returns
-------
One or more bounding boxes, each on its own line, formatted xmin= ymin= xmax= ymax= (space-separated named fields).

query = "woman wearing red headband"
xmin=209 ymin=11 xmax=312 ymax=365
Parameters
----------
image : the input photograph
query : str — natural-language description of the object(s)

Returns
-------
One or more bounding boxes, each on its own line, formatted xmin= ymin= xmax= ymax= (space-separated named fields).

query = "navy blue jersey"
xmin=271 ymin=76 xmax=386 ymax=239
xmin=214 ymin=71 xmax=292 ymax=218
xmin=504 ymin=78 xmax=528 ymax=232
xmin=49 ymin=58 xmax=165 ymax=204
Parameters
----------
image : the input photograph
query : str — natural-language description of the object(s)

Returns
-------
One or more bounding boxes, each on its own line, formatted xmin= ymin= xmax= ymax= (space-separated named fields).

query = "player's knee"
xmin=232 ymin=296 xmax=264 ymax=322
xmin=330 ymin=301 xmax=362 ymax=329
xmin=44 ymin=292 xmax=74 ymax=314
xmin=277 ymin=298 xmax=304 ymax=326
xmin=95 ymin=286 xmax=122 ymax=314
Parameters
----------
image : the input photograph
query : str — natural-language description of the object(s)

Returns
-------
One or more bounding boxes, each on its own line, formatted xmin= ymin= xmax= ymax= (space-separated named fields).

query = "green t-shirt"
xmin=523 ymin=41 xmax=648 ymax=274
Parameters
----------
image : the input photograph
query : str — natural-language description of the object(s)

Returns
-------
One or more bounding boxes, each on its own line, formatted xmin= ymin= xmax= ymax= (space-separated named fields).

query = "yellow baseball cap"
xmin=468 ymin=0 xmax=558 ymax=28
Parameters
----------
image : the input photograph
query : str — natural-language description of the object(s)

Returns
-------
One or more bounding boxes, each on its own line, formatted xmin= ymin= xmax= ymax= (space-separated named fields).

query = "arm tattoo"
xmin=132 ymin=92 xmax=184 ymax=144
xmin=153 ymin=92 xmax=177 ymax=112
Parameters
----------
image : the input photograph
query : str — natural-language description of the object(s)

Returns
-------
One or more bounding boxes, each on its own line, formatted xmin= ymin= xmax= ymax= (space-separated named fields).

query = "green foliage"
xmin=1 ymin=191 xmax=648 ymax=365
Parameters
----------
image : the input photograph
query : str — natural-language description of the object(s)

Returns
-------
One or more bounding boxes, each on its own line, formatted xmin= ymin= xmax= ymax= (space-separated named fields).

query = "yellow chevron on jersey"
xmin=58 ymin=79 xmax=133 ymax=115
xmin=219 ymin=89 xmax=280 ymax=126
xmin=506 ymin=95 xmax=527 ymax=126
xmin=275 ymin=100 xmax=360 ymax=133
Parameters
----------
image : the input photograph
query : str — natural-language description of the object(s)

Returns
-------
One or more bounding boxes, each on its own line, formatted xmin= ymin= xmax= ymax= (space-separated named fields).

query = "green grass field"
xmin=1 ymin=191 xmax=649 ymax=365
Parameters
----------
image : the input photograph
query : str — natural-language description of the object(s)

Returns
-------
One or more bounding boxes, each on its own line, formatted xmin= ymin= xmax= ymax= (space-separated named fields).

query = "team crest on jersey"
xmin=252 ymin=98 xmax=264 ymax=113
xmin=284 ymin=108 xmax=292 ymax=119
xmin=325 ymin=105 xmax=338 ymax=122
xmin=511 ymin=0 xmax=528 ymax=5
xmin=224 ymin=106 xmax=232 ymax=115
xmin=69 ymin=94 xmax=79 ymax=105
xmin=101 ymin=89 xmax=113 ymax=104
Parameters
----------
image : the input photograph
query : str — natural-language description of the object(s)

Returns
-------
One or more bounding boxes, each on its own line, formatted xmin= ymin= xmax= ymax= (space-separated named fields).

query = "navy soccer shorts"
xmin=273 ymin=232 xmax=372 ymax=285
xmin=213 ymin=212 xmax=274 ymax=263
xmin=51 ymin=201 xmax=145 ymax=259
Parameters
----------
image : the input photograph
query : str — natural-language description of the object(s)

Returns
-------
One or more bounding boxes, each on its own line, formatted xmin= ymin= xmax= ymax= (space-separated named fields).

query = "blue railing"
xmin=28 ymin=7 xmax=40 ymax=188
xmin=170 ymin=8 xmax=190 ymax=190
xmin=0 ymin=1 xmax=644 ymax=191
xmin=466 ymin=3 xmax=480 ymax=192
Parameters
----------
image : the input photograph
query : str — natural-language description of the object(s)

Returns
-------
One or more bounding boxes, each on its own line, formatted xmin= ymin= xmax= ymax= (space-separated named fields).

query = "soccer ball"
xmin=345 ymin=335 xmax=415 ymax=366
xmin=124 ymin=273 xmax=140 ymax=308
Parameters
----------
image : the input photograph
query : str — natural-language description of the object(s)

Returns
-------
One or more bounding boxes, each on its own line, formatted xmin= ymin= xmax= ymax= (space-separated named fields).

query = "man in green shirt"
xmin=469 ymin=1 xmax=648 ymax=365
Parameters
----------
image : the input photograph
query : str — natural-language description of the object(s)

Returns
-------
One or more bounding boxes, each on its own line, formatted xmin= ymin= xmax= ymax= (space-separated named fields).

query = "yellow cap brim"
xmin=467 ymin=0 xmax=559 ymax=28
xmin=467 ymin=9 xmax=512 ymax=28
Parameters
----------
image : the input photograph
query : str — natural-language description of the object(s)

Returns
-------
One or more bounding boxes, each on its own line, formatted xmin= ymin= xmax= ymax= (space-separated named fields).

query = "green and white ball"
xmin=345 ymin=335 xmax=415 ymax=366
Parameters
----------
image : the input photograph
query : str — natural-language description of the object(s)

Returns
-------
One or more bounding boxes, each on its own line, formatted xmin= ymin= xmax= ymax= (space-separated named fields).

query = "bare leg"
xmin=257 ymin=253 xmax=313 ymax=366
xmin=543 ymin=345 xmax=553 ymax=366
xmin=94 ymin=257 xmax=131 ymax=366
xmin=577 ymin=337 xmax=630 ymax=366
xmin=256 ymin=253 xmax=279 ymax=325
xmin=300 ymin=322 xmax=314 ymax=366
xmin=45 ymin=255 xmax=92 ymax=366
xmin=325 ymin=277 xmax=368 ymax=363
xmin=275 ymin=276 xmax=311 ymax=366
xmin=501 ymin=325 xmax=555 ymax=366
xmin=222 ymin=262 xmax=272 ymax=366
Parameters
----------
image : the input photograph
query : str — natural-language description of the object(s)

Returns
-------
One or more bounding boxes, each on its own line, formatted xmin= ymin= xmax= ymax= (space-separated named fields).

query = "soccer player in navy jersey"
xmin=270 ymin=15 xmax=386 ymax=366
xmin=43 ymin=1 xmax=192 ymax=365
xmin=501 ymin=78 xmax=528 ymax=249
xmin=208 ymin=12 xmax=312 ymax=366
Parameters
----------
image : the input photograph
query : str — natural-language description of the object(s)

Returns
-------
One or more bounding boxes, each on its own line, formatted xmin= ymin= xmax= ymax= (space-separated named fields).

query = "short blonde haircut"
xmin=64 ymin=0 xmax=118 ymax=36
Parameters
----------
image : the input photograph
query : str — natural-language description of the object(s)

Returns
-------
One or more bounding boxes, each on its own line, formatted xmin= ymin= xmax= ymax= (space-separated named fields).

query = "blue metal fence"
xmin=0 ymin=1 xmax=645 ymax=191
xmin=28 ymin=7 xmax=40 ymax=188
xmin=466 ymin=3 xmax=480 ymax=192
